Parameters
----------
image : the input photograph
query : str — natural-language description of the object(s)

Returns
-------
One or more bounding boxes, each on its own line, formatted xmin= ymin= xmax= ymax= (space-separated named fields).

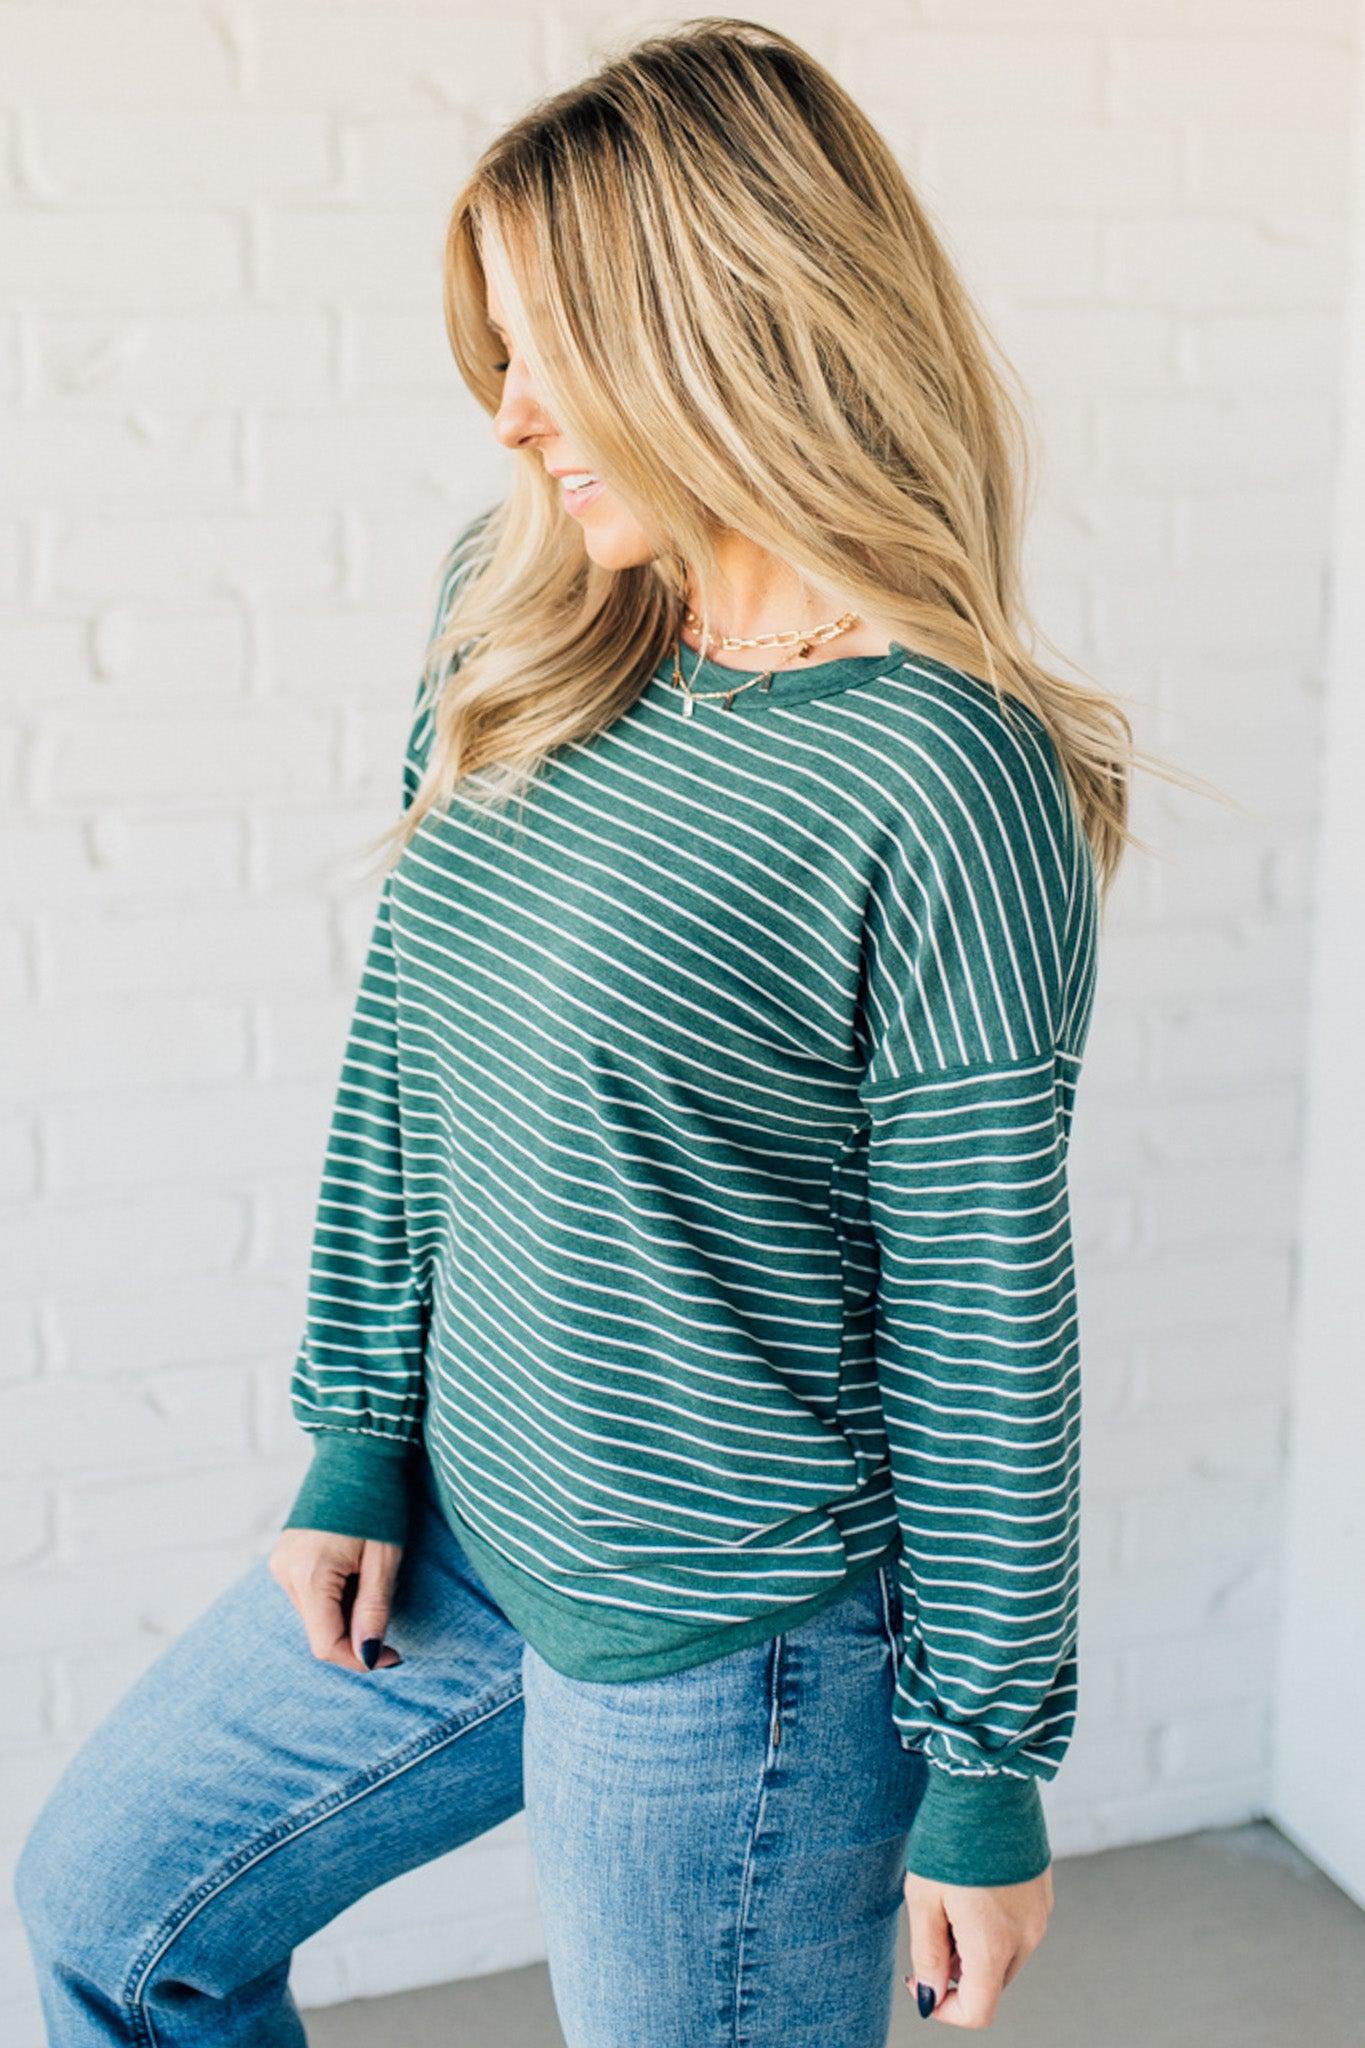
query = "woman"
xmin=16 ymin=18 xmax=1148 ymax=2045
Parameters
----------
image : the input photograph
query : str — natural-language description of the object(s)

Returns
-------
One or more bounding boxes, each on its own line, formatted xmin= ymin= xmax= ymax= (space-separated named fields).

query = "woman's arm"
xmin=281 ymin=519 xmax=488 ymax=1549
xmin=856 ymin=673 xmax=1100 ymax=1890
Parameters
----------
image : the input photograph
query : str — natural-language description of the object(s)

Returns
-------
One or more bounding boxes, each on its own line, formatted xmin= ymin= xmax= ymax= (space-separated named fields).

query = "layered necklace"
xmin=669 ymin=603 xmax=864 ymax=717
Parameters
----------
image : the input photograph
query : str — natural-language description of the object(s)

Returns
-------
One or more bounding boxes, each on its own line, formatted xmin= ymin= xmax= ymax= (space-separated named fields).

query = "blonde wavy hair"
xmin=366 ymin=14 xmax=1212 ymax=896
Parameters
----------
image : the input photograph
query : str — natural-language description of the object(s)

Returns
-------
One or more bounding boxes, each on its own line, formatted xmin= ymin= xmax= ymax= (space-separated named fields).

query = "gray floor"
xmin=305 ymin=1821 xmax=1365 ymax=2046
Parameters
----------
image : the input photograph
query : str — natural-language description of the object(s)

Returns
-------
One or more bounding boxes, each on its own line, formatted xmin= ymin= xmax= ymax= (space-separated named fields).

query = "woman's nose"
xmin=492 ymin=365 xmax=554 ymax=449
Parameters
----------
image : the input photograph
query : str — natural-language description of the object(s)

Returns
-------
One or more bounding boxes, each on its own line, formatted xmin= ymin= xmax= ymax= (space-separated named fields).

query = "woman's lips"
xmin=561 ymin=477 xmax=605 ymax=515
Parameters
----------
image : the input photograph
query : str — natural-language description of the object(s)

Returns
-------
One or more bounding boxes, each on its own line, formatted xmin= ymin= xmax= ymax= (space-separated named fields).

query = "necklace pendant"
xmin=681 ymin=692 xmax=696 ymax=719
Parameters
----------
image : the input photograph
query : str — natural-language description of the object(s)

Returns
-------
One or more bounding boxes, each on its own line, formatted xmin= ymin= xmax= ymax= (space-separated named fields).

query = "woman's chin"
xmin=575 ymin=508 xmax=658 ymax=572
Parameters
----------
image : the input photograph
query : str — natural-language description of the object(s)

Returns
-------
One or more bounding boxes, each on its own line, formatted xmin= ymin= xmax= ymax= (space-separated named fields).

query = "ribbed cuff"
xmin=281 ymin=1430 xmax=416 ymax=1548
xmin=904 ymin=1764 xmax=1051 ymax=1887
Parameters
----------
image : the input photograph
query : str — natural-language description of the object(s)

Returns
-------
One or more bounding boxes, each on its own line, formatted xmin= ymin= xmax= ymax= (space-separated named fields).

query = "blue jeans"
xmin=15 ymin=1453 xmax=928 ymax=2047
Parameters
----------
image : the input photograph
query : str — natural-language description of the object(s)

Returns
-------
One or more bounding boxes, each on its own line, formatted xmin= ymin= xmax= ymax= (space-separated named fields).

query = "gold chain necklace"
xmin=669 ymin=609 xmax=863 ymax=717
xmin=680 ymin=606 xmax=861 ymax=654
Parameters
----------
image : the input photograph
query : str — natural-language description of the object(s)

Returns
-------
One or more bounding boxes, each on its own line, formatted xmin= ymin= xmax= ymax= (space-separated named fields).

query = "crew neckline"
xmin=649 ymin=638 xmax=916 ymax=711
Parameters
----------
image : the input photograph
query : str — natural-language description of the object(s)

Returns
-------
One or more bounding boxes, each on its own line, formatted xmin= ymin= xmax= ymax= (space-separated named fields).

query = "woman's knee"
xmin=14 ymin=1748 xmax=147 ymax=1988
xmin=13 ymin=1560 xmax=283 ymax=1981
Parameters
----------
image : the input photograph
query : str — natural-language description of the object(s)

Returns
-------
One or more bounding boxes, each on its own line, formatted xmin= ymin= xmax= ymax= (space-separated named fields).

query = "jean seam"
xmin=731 ymin=1631 xmax=785 ymax=2048
xmin=121 ymin=1676 xmax=525 ymax=2046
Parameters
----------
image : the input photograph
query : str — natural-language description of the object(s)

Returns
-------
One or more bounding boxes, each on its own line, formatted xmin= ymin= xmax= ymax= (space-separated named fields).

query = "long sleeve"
xmin=281 ymin=859 xmax=425 ymax=1544
xmin=281 ymin=518 xmax=490 ymax=1548
xmin=857 ymin=687 xmax=1099 ymax=1888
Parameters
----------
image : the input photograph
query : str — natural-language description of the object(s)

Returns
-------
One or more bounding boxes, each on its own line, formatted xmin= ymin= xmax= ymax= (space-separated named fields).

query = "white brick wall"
xmin=1 ymin=1 xmax=1359 ymax=2035
xmin=1271 ymin=0 xmax=1365 ymax=1906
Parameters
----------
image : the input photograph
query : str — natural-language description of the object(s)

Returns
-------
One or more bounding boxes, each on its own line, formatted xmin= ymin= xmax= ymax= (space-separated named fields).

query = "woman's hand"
xmin=268 ymin=1528 xmax=405 ymax=1673
xmin=903 ymin=1866 xmax=1054 ymax=2028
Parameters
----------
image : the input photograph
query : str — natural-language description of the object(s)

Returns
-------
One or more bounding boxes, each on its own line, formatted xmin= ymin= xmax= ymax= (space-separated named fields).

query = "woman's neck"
xmin=682 ymin=532 xmax=894 ymax=668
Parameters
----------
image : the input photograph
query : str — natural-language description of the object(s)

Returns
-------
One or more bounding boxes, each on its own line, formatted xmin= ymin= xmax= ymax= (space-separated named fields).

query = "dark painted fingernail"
xmin=361 ymin=1637 xmax=382 ymax=1669
xmin=917 ymin=1983 xmax=937 ymax=2018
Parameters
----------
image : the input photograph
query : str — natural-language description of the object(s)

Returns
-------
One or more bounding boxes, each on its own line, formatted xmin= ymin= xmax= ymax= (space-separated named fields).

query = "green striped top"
xmin=283 ymin=512 xmax=1100 ymax=1888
